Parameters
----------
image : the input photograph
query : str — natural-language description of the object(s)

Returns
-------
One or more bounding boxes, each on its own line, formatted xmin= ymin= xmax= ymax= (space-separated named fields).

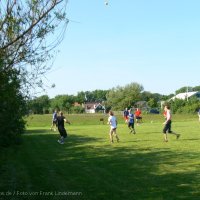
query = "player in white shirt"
xmin=107 ymin=111 xmax=119 ymax=143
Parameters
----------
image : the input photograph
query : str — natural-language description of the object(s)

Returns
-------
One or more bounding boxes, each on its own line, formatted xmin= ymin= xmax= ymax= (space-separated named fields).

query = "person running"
xmin=107 ymin=110 xmax=119 ymax=143
xmin=56 ymin=111 xmax=70 ymax=144
xmin=162 ymin=105 xmax=180 ymax=142
xmin=128 ymin=109 xmax=136 ymax=134
xmin=50 ymin=109 xmax=57 ymax=131
xmin=123 ymin=108 xmax=129 ymax=123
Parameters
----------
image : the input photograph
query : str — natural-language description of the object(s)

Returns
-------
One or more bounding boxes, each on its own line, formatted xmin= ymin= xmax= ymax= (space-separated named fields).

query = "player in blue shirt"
xmin=50 ymin=110 xmax=57 ymax=131
xmin=128 ymin=109 xmax=136 ymax=134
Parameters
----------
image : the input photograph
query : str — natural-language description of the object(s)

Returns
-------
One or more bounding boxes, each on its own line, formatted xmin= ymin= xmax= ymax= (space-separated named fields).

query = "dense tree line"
xmin=28 ymin=83 xmax=200 ymax=115
xmin=27 ymin=83 xmax=169 ymax=114
xmin=28 ymin=89 xmax=108 ymax=114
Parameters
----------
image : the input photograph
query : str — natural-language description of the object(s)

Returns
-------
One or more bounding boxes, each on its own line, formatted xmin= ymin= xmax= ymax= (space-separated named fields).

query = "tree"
xmin=0 ymin=0 xmax=69 ymax=146
xmin=193 ymin=85 xmax=200 ymax=91
xmin=0 ymin=66 xmax=27 ymax=146
xmin=140 ymin=91 xmax=163 ymax=108
xmin=0 ymin=0 xmax=69 ymax=93
xmin=147 ymin=98 xmax=157 ymax=108
xmin=50 ymin=95 xmax=75 ymax=113
xmin=106 ymin=82 xmax=144 ymax=110
xmin=28 ymin=95 xmax=50 ymax=114
xmin=76 ymin=90 xmax=108 ymax=103
xmin=175 ymin=86 xmax=193 ymax=94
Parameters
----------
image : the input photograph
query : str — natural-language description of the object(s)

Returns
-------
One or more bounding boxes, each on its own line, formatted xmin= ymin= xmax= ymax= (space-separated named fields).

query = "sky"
xmin=43 ymin=0 xmax=200 ymax=98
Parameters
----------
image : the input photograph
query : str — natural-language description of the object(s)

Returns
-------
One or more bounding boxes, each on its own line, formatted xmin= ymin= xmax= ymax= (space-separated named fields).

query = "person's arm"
xmin=64 ymin=118 xmax=71 ymax=124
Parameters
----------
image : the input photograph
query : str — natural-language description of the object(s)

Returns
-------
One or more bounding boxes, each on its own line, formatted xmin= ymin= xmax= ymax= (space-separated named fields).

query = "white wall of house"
xmin=85 ymin=109 xmax=95 ymax=113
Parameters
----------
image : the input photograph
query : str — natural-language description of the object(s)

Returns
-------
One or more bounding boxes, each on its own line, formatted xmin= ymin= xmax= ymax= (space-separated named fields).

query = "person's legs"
xmin=51 ymin=121 xmax=57 ymax=131
xmin=164 ymin=133 xmax=168 ymax=141
xmin=132 ymin=123 xmax=136 ymax=134
xmin=113 ymin=129 xmax=119 ymax=142
xmin=61 ymin=128 xmax=67 ymax=143
xmin=109 ymin=129 xmax=114 ymax=143
xmin=58 ymin=127 xmax=67 ymax=144
xmin=163 ymin=124 xmax=168 ymax=142
xmin=128 ymin=123 xmax=132 ymax=133
xmin=170 ymin=131 xmax=180 ymax=139
xmin=136 ymin=117 xmax=140 ymax=125
xmin=57 ymin=128 xmax=62 ymax=143
xmin=51 ymin=121 xmax=54 ymax=130
xmin=53 ymin=121 xmax=57 ymax=131
xmin=110 ymin=128 xmax=119 ymax=143
xmin=168 ymin=121 xmax=180 ymax=139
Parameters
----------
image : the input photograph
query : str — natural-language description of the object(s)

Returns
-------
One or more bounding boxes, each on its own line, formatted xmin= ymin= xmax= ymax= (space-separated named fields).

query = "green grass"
xmin=1 ymin=114 xmax=200 ymax=200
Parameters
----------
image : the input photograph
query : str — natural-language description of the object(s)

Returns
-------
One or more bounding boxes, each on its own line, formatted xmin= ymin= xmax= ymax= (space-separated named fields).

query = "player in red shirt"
xmin=135 ymin=108 xmax=142 ymax=125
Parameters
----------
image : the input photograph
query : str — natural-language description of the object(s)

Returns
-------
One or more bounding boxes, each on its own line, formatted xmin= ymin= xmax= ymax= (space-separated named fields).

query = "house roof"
xmin=170 ymin=91 xmax=199 ymax=100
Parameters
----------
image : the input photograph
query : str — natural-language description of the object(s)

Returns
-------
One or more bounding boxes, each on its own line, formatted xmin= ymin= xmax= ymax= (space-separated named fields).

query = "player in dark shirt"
xmin=57 ymin=111 xmax=70 ymax=144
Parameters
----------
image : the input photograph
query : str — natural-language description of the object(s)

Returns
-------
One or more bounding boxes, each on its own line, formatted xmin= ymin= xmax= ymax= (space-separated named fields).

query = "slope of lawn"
xmin=0 ymin=113 xmax=200 ymax=200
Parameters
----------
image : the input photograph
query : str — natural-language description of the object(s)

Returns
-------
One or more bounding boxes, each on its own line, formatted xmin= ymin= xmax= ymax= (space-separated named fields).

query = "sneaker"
xmin=129 ymin=130 xmax=132 ymax=134
xmin=164 ymin=139 xmax=168 ymax=142
xmin=176 ymin=134 xmax=181 ymax=139
xmin=58 ymin=139 xmax=61 ymax=143
xmin=58 ymin=140 xmax=64 ymax=144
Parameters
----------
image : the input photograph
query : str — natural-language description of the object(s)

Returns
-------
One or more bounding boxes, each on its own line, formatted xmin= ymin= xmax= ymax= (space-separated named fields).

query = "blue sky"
xmin=44 ymin=0 xmax=200 ymax=98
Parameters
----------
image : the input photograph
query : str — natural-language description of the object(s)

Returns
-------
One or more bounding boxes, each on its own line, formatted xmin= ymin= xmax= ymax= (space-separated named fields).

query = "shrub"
xmin=0 ymin=67 xmax=26 ymax=147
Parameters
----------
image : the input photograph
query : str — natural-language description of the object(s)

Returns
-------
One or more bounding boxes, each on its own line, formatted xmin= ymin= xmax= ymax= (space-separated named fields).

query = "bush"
xmin=171 ymin=98 xmax=200 ymax=114
xmin=71 ymin=106 xmax=85 ymax=114
xmin=0 ymin=67 xmax=26 ymax=147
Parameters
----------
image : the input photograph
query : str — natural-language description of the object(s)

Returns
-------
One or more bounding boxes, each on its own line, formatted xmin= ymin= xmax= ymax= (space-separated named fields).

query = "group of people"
xmin=51 ymin=105 xmax=186 ymax=145
xmin=107 ymin=105 xmax=181 ymax=144
xmin=123 ymin=108 xmax=142 ymax=126
xmin=107 ymin=108 xmax=137 ymax=144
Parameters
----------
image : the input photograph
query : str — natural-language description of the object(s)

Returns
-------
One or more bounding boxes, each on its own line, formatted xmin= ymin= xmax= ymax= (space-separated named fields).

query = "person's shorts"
xmin=110 ymin=127 xmax=117 ymax=134
xmin=128 ymin=122 xmax=134 ymax=128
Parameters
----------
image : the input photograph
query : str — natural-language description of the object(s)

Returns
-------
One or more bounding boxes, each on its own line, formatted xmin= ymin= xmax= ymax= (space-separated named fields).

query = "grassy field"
xmin=0 ymin=113 xmax=200 ymax=200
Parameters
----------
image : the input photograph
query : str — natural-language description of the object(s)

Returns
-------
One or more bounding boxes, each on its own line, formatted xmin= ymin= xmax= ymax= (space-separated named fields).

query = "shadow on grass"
xmin=0 ymin=129 xmax=200 ymax=200
xmin=25 ymin=129 xmax=50 ymax=134
xmin=181 ymin=138 xmax=200 ymax=141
